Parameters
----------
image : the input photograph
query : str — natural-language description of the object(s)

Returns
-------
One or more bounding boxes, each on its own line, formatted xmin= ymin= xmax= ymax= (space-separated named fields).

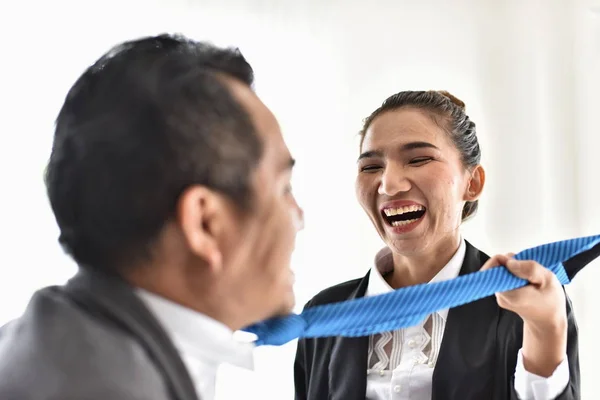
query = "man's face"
xmin=215 ymin=78 xmax=304 ymax=325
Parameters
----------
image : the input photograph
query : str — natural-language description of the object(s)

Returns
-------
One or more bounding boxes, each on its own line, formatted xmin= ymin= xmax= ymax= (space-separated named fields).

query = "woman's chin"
xmin=386 ymin=235 xmax=431 ymax=256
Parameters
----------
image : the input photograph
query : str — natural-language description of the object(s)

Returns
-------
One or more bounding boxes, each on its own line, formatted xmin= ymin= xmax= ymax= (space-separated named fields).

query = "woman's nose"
xmin=378 ymin=166 xmax=411 ymax=196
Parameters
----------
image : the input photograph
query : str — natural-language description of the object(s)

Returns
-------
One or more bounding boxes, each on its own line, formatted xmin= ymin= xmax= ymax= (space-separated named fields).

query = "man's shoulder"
xmin=0 ymin=287 xmax=169 ymax=400
xmin=304 ymin=276 xmax=366 ymax=309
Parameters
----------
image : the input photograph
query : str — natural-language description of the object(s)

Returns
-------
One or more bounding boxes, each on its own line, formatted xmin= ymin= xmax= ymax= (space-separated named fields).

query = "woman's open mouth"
xmin=381 ymin=204 xmax=426 ymax=231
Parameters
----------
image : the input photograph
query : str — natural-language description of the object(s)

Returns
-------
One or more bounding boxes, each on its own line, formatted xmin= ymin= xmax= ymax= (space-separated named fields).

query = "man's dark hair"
xmin=45 ymin=33 xmax=262 ymax=271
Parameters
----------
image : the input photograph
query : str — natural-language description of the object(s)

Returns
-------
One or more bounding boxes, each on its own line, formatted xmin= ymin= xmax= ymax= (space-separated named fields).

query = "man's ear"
xmin=465 ymin=165 xmax=485 ymax=202
xmin=176 ymin=185 xmax=227 ymax=273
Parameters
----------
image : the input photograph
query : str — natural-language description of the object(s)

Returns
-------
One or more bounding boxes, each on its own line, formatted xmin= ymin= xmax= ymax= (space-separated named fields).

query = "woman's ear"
xmin=176 ymin=185 xmax=225 ymax=272
xmin=465 ymin=165 xmax=485 ymax=202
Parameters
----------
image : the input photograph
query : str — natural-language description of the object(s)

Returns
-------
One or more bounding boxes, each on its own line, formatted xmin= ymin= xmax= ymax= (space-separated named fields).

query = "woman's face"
xmin=355 ymin=107 xmax=483 ymax=256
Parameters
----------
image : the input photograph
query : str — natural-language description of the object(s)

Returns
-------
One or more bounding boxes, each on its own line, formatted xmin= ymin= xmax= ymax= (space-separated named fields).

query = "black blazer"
xmin=0 ymin=268 xmax=199 ymax=400
xmin=294 ymin=241 xmax=580 ymax=400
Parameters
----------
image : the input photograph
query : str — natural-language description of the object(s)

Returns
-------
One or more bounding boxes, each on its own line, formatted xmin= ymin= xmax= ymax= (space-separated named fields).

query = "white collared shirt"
xmin=136 ymin=289 xmax=255 ymax=400
xmin=365 ymin=239 xmax=569 ymax=400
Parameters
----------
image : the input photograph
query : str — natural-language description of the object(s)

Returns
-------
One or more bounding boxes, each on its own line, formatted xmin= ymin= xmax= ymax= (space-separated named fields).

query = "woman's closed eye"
xmin=408 ymin=157 xmax=434 ymax=165
xmin=359 ymin=164 xmax=383 ymax=172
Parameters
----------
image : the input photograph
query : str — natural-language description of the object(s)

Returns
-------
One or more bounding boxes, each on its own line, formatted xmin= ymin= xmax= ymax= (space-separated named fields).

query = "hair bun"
xmin=436 ymin=90 xmax=466 ymax=111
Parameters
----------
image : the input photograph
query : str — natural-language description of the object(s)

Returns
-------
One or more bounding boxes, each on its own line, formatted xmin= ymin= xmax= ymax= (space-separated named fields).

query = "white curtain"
xmin=1 ymin=0 xmax=598 ymax=397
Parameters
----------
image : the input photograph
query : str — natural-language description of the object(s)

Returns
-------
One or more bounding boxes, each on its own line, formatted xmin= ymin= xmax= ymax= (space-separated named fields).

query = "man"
xmin=0 ymin=33 xmax=303 ymax=400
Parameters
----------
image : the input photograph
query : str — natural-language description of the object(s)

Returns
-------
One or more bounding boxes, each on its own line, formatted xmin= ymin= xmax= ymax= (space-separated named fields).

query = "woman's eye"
xmin=409 ymin=157 xmax=433 ymax=165
xmin=360 ymin=165 xmax=382 ymax=172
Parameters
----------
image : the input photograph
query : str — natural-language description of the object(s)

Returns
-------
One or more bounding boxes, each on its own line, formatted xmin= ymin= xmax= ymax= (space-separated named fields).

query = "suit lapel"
xmin=63 ymin=268 xmax=199 ymax=400
xmin=563 ymin=241 xmax=600 ymax=280
xmin=328 ymin=272 xmax=370 ymax=400
xmin=432 ymin=241 xmax=500 ymax=399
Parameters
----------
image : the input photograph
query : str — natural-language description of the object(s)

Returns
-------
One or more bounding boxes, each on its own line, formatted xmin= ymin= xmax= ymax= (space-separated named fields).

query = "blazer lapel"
xmin=432 ymin=241 xmax=500 ymax=399
xmin=63 ymin=268 xmax=199 ymax=400
xmin=328 ymin=272 xmax=371 ymax=400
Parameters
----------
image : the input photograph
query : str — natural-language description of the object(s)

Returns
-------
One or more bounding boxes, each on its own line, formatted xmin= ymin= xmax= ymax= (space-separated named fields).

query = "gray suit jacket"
xmin=0 ymin=268 xmax=199 ymax=400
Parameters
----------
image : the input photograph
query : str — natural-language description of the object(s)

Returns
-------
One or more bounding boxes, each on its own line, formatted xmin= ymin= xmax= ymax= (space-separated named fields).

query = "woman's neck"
xmin=386 ymin=235 xmax=462 ymax=289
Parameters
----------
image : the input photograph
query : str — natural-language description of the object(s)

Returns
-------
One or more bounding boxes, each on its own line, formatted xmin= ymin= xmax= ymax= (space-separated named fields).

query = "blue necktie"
xmin=244 ymin=234 xmax=600 ymax=346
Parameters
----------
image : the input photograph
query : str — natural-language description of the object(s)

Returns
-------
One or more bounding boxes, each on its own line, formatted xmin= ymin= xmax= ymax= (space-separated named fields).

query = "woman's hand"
xmin=480 ymin=254 xmax=568 ymax=377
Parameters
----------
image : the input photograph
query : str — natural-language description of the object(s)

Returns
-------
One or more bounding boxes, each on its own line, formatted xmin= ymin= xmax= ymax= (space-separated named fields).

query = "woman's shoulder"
xmin=303 ymin=276 xmax=366 ymax=309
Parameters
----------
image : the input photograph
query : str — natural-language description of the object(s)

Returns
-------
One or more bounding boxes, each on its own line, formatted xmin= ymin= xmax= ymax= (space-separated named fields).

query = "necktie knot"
xmin=245 ymin=314 xmax=307 ymax=346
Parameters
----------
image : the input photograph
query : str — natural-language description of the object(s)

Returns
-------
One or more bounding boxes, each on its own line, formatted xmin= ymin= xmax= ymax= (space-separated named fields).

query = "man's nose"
xmin=293 ymin=206 xmax=304 ymax=231
xmin=378 ymin=165 xmax=411 ymax=196
xmin=290 ymin=197 xmax=304 ymax=231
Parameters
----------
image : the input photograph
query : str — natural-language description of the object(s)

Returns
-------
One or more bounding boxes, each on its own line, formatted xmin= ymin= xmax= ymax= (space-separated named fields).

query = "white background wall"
xmin=1 ymin=0 xmax=599 ymax=398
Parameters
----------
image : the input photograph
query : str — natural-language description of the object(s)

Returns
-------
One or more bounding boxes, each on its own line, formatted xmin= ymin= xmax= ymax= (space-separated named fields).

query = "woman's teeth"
xmin=382 ymin=205 xmax=426 ymax=227
xmin=383 ymin=205 xmax=425 ymax=216
xmin=391 ymin=219 xmax=420 ymax=226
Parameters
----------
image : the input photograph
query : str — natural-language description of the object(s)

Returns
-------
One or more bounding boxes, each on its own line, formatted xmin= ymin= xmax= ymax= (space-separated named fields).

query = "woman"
xmin=294 ymin=91 xmax=579 ymax=400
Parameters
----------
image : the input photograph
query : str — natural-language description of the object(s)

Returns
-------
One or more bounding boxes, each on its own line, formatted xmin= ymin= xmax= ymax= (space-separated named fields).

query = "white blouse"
xmin=365 ymin=240 xmax=569 ymax=400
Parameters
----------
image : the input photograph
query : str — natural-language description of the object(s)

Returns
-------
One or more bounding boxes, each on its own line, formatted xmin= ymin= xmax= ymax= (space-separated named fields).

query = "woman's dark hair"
xmin=360 ymin=90 xmax=481 ymax=221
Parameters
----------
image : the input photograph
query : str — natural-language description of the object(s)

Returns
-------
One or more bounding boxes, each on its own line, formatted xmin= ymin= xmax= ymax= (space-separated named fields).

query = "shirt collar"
xmin=135 ymin=289 xmax=254 ymax=371
xmin=366 ymin=239 xmax=467 ymax=321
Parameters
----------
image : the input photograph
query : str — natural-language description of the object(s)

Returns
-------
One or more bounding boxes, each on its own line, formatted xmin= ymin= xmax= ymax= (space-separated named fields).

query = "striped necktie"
xmin=244 ymin=234 xmax=600 ymax=346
